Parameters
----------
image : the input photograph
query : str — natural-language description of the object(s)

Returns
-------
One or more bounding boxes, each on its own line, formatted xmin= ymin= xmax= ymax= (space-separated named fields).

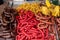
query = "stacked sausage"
xmin=16 ymin=9 xmax=57 ymax=40
xmin=0 ymin=7 xmax=17 ymax=39
xmin=56 ymin=17 xmax=60 ymax=39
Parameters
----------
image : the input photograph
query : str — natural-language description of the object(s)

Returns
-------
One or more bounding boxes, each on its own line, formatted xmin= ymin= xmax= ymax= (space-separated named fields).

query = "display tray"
xmin=9 ymin=1 xmax=45 ymax=8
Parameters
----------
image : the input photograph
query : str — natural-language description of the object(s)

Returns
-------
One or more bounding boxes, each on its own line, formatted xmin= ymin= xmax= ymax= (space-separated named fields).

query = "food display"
xmin=15 ymin=2 xmax=60 ymax=40
xmin=0 ymin=1 xmax=59 ymax=40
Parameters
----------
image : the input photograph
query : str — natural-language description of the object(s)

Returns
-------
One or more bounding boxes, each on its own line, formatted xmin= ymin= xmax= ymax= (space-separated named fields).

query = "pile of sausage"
xmin=56 ymin=17 xmax=60 ymax=39
xmin=0 ymin=7 xmax=17 ymax=39
xmin=16 ymin=9 xmax=57 ymax=40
